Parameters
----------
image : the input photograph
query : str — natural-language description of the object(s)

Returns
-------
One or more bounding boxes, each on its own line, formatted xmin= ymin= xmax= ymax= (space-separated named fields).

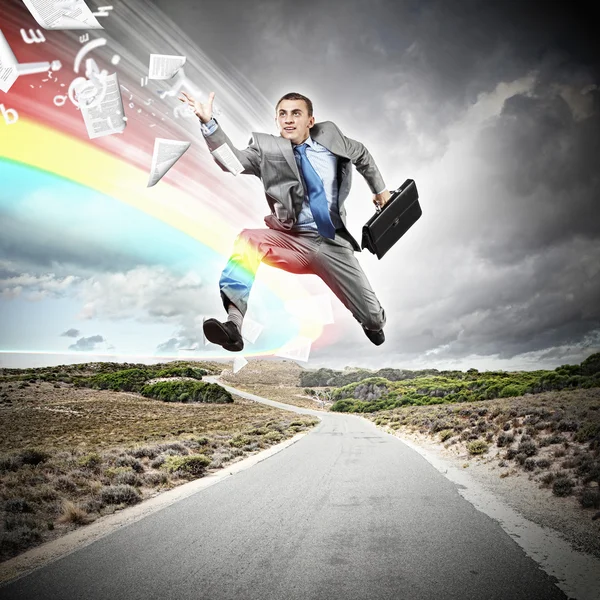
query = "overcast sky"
xmin=1 ymin=0 xmax=598 ymax=372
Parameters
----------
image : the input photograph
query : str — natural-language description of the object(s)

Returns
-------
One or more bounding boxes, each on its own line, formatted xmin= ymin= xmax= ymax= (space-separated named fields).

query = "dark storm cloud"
xmin=474 ymin=88 xmax=600 ymax=263
xmin=68 ymin=335 xmax=105 ymax=351
xmin=140 ymin=0 xmax=600 ymax=369
xmin=60 ymin=329 xmax=80 ymax=338
xmin=147 ymin=0 xmax=599 ymax=163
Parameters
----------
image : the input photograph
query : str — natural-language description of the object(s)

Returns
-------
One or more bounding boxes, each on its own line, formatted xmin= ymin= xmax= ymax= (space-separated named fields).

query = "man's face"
xmin=276 ymin=99 xmax=315 ymax=145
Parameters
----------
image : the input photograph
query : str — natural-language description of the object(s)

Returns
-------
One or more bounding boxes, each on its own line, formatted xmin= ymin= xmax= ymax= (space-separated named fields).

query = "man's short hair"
xmin=276 ymin=92 xmax=314 ymax=116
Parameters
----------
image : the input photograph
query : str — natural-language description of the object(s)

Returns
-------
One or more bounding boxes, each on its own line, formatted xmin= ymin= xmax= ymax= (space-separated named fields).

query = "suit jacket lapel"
xmin=276 ymin=136 xmax=302 ymax=182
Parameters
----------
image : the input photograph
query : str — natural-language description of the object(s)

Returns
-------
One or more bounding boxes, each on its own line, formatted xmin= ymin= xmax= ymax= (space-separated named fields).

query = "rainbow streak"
xmin=0 ymin=118 xmax=326 ymax=357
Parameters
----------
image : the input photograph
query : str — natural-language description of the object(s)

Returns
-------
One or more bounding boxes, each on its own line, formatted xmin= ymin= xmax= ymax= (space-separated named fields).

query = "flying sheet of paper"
xmin=148 ymin=54 xmax=186 ymax=80
xmin=241 ymin=317 xmax=263 ymax=344
xmin=147 ymin=138 xmax=191 ymax=187
xmin=275 ymin=336 xmax=313 ymax=363
xmin=284 ymin=294 xmax=334 ymax=325
xmin=80 ymin=72 xmax=126 ymax=139
xmin=0 ymin=30 xmax=18 ymax=93
xmin=232 ymin=356 xmax=248 ymax=374
xmin=211 ymin=143 xmax=244 ymax=175
xmin=22 ymin=0 xmax=103 ymax=30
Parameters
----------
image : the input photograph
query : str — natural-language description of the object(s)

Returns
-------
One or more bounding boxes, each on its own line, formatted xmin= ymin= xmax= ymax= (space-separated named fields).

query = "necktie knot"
xmin=294 ymin=143 xmax=307 ymax=156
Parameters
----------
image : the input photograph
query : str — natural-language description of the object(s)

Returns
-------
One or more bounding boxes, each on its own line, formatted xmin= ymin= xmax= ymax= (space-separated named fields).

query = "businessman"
xmin=179 ymin=90 xmax=391 ymax=352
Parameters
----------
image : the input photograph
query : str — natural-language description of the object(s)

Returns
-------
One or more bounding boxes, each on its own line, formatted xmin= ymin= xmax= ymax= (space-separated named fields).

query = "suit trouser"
xmin=218 ymin=228 xmax=386 ymax=331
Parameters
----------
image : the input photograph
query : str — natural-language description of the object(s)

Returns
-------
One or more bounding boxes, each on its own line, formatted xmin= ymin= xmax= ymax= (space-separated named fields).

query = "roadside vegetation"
xmin=0 ymin=361 xmax=317 ymax=562
xmin=306 ymin=352 xmax=600 ymax=413
xmin=366 ymin=388 xmax=600 ymax=517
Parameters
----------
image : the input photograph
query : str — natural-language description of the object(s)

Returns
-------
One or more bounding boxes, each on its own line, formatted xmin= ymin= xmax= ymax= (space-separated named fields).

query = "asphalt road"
xmin=1 ymin=381 xmax=567 ymax=600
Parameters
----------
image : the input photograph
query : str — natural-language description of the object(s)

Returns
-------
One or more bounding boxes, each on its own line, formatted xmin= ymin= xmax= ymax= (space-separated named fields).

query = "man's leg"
xmin=310 ymin=235 xmax=386 ymax=343
xmin=204 ymin=228 xmax=317 ymax=351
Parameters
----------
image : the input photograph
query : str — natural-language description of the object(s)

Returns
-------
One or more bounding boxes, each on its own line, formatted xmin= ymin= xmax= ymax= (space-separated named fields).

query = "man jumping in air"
xmin=179 ymin=90 xmax=391 ymax=352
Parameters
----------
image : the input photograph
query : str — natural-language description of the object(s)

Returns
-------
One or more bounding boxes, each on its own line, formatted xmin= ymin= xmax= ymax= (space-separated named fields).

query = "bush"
xmin=580 ymin=488 xmax=600 ymax=509
xmin=552 ymin=475 xmax=574 ymax=497
xmin=88 ymin=368 xmax=151 ymax=393
xmin=163 ymin=455 xmax=211 ymax=477
xmin=466 ymin=440 xmax=488 ymax=455
xmin=114 ymin=470 xmax=140 ymax=486
xmin=263 ymin=431 xmax=284 ymax=443
xmin=141 ymin=381 xmax=233 ymax=403
xmin=100 ymin=484 xmax=141 ymax=506
xmin=439 ymin=429 xmax=453 ymax=442
xmin=79 ymin=453 xmax=102 ymax=469
xmin=499 ymin=384 xmax=526 ymax=398
xmin=497 ymin=432 xmax=515 ymax=447
xmin=517 ymin=439 xmax=538 ymax=457
xmin=524 ymin=458 xmax=537 ymax=471
xmin=540 ymin=472 xmax=556 ymax=486
xmin=574 ymin=423 xmax=600 ymax=443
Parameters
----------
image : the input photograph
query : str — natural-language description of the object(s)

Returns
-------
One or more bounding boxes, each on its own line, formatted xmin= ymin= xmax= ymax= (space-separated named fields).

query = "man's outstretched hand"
xmin=179 ymin=90 xmax=215 ymax=123
xmin=373 ymin=189 xmax=391 ymax=210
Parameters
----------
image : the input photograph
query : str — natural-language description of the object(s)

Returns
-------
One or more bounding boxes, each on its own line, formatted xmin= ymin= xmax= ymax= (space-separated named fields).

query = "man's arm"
xmin=333 ymin=123 xmax=391 ymax=208
xmin=179 ymin=91 xmax=261 ymax=177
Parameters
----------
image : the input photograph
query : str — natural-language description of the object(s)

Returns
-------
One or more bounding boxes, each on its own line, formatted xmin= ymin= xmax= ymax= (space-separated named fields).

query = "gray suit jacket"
xmin=203 ymin=120 xmax=386 ymax=252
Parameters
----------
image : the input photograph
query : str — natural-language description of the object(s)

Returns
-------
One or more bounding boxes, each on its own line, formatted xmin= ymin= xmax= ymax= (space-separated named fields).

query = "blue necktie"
xmin=294 ymin=143 xmax=336 ymax=239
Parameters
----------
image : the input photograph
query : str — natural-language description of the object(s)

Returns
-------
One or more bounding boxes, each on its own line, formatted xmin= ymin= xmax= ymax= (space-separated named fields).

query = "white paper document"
xmin=285 ymin=294 xmax=334 ymax=325
xmin=80 ymin=72 xmax=126 ymax=139
xmin=148 ymin=54 xmax=186 ymax=80
xmin=0 ymin=30 xmax=18 ymax=93
xmin=241 ymin=317 xmax=263 ymax=344
xmin=22 ymin=0 xmax=103 ymax=30
xmin=211 ymin=143 xmax=244 ymax=175
xmin=147 ymin=138 xmax=191 ymax=187
xmin=275 ymin=336 xmax=313 ymax=363
xmin=232 ymin=356 xmax=248 ymax=374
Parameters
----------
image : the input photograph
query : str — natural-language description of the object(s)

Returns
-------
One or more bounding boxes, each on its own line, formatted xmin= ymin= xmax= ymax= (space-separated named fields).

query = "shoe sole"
xmin=203 ymin=319 xmax=244 ymax=352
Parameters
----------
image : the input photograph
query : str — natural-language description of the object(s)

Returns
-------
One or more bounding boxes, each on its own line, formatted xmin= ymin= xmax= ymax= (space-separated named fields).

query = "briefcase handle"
xmin=374 ymin=188 xmax=398 ymax=214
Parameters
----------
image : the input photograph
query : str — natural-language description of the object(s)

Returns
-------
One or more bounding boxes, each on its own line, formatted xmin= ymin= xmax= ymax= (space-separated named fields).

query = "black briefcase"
xmin=361 ymin=179 xmax=421 ymax=259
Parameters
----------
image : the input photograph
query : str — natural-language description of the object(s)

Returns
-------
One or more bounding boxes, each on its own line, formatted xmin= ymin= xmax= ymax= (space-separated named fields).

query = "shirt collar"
xmin=294 ymin=135 xmax=315 ymax=149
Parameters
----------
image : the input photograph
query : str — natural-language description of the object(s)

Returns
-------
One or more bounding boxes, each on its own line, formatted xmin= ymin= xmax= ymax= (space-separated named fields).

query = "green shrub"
xmin=466 ymin=440 xmax=488 ymax=455
xmin=154 ymin=366 xmax=206 ymax=379
xmin=263 ymin=431 xmax=283 ymax=443
xmin=141 ymin=381 xmax=233 ymax=403
xmin=499 ymin=384 xmax=526 ymax=398
xmin=88 ymin=369 xmax=151 ymax=392
xmin=439 ymin=429 xmax=453 ymax=442
xmin=79 ymin=453 xmax=102 ymax=469
xmin=163 ymin=455 xmax=211 ymax=477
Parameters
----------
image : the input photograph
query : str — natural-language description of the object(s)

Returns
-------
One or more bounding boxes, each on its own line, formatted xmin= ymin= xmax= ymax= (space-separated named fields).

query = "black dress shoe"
xmin=363 ymin=326 xmax=385 ymax=346
xmin=203 ymin=319 xmax=244 ymax=352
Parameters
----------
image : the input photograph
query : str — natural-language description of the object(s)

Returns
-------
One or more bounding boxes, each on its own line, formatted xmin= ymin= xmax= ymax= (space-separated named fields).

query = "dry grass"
xmin=369 ymin=388 xmax=600 ymax=519
xmin=0 ymin=375 xmax=318 ymax=562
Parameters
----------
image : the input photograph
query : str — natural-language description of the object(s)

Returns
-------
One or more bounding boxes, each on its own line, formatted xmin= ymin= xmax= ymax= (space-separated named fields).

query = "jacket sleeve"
xmin=333 ymin=123 xmax=386 ymax=194
xmin=201 ymin=120 xmax=261 ymax=177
